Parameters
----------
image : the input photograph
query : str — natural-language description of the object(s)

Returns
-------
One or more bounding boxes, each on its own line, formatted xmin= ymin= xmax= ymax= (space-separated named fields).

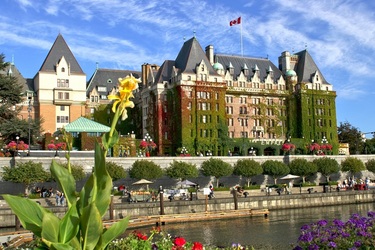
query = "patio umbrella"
xmin=132 ymin=179 xmax=153 ymax=190
xmin=280 ymin=174 xmax=300 ymax=180
xmin=176 ymin=179 xmax=197 ymax=187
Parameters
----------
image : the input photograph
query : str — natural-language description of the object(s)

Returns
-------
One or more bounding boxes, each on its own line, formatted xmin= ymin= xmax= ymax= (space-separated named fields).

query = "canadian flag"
xmin=230 ymin=17 xmax=241 ymax=26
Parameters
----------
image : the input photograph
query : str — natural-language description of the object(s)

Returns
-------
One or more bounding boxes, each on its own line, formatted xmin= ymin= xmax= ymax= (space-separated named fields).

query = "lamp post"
xmin=144 ymin=133 xmax=153 ymax=157
xmin=54 ymin=136 xmax=59 ymax=157
xmin=16 ymin=136 xmax=19 ymax=157
xmin=119 ymin=146 xmax=123 ymax=157
xmin=27 ymin=97 xmax=32 ymax=156
xmin=249 ymin=147 xmax=255 ymax=156
xmin=181 ymin=146 xmax=188 ymax=156
xmin=206 ymin=150 xmax=212 ymax=156
xmin=237 ymin=116 xmax=249 ymax=156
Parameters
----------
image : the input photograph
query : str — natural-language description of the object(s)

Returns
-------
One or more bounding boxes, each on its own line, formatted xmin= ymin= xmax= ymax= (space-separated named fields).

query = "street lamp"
xmin=181 ymin=146 xmax=188 ymax=156
xmin=27 ymin=97 xmax=32 ymax=156
xmin=143 ymin=133 xmax=153 ymax=157
xmin=249 ymin=147 xmax=255 ymax=156
xmin=54 ymin=136 xmax=59 ymax=157
xmin=206 ymin=150 xmax=212 ymax=156
xmin=321 ymin=136 xmax=328 ymax=144
xmin=16 ymin=136 xmax=19 ymax=157
xmin=237 ymin=116 xmax=249 ymax=156
xmin=119 ymin=145 xmax=123 ymax=157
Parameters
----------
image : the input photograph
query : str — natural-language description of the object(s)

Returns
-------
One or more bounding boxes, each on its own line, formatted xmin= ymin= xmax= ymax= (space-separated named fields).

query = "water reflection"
xmin=124 ymin=203 xmax=375 ymax=250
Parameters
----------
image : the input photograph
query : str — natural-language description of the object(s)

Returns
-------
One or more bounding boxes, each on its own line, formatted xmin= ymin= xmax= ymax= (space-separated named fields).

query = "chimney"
xmin=205 ymin=45 xmax=214 ymax=65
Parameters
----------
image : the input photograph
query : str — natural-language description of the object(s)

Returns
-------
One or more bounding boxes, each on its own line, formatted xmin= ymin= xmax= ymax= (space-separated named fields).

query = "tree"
xmin=129 ymin=159 xmax=163 ymax=181
xmin=262 ymin=160 xmax=289 ymax=184
xmin=2 ymin=161 xmax=50 ymax=195
xmin=337 ymin=121 xmax=363 ymax=154
xmin=200 ymin=158 xmax=233 ymax=187
xmin=0 ymin=53 xmax=42 ymax=145
xmin=55 ymin=162 xmax=86 ymax=181
xmin=165 ymin=160 xmax=199 ymax=181
xmin=233 ymin=159 xmax=263 ymax=187
xmin=365 ymin=159 xmax=375 ymax=174
xmin=313 ymin=157 xmax=340 ymax=182
xmin=106 ymin=161 xmax=127 ymax=181
xmin=341 ymin=157 xmax=366 ymax=178
xmin=289 ymin=158 xmax=317 ymax=183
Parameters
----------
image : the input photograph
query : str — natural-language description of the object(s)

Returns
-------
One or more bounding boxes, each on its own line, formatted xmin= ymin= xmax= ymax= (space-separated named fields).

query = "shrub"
xmin=129 ymin=160 xmax=163 ymax=180
xmin=165 ymin=160 xmax=199 ymax=180
xmin=261 ymin=160 xmax=289 ymax=184
xmin=365 ymin=159 xmax=375 ymax=173
xmin=313 ymin=157 xmax=340 ymax=182
xmin=54 ymin=162 xmax=86 ymax=181
xmin=106 ymin=161 xmax=127 ymax=181
xmin=233 ymin=159 xmax=262 ymax=187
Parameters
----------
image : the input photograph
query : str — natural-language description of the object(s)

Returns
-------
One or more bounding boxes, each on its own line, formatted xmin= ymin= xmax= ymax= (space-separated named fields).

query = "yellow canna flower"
xmin=108 ymin=74 xmax=140 ymax=120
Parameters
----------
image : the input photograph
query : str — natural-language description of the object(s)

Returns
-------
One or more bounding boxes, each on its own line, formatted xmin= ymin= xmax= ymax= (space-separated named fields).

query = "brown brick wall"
xmin=39 ymin=104 xmax=56 ymax=133
xmin=70 ymin=104 xmax=83 ymax=122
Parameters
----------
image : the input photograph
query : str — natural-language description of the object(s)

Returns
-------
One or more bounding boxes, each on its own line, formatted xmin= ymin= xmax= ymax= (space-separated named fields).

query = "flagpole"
xmin=240 ymin=17 xmax=243 ymax=57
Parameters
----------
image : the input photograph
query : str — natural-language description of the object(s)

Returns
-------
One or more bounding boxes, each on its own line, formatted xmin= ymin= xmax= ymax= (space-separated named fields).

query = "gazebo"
xmin=64 ymin=117 xmax=110 ymax=134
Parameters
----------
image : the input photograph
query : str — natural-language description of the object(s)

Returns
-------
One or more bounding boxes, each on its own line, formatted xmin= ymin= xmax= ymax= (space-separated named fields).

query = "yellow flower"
xmin=108 ymin=74 xmax=140 ymax=120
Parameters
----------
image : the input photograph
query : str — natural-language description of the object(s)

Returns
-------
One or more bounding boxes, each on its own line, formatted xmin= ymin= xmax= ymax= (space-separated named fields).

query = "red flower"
xmin=139 ymin=140 xmax=148 ymax=149
xmin=174 ymin=237 xmax=186 ymax=246
xmin=309 ymin=143 xmax=320 ymax=151
xmin=282 ymin=143 xmax=295 ymax=152
xmin=192 ymin=242 xmax=204 ymax=250
xmin=48 ymin=143 xmax=56 ymax=150
xmin=137 ymin=232 xmax=147 ymax=240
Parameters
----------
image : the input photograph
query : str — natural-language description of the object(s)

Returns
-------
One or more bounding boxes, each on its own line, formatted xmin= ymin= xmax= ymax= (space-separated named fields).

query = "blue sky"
xmin=1 ymin=0 xmax=375 ymax=137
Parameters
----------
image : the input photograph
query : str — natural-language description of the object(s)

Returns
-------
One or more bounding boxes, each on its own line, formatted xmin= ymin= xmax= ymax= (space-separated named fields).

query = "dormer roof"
xmin=294 ymin=50 xmax=330 ymax=85
xmin=39 ymin=34 xmax=84 ymax=74
xmin=174 ymin=37 xmax=218 ymax=75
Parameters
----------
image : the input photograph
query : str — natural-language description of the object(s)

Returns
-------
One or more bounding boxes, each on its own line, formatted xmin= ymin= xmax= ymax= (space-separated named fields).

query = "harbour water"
xmin=123 ymin=202 xmax=375 ymax=250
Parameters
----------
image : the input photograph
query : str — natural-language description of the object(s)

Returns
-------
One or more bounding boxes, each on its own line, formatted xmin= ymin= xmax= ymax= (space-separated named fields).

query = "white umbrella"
xmin=132 ymin=179 xmax=153 ymax=190
xmin=176 ymin=180 xmax=197 ymax=187
xmin=132 ymin=179 xmax=153 ymax=185
xmin=280 ymin=174 xmax=300 ymax=180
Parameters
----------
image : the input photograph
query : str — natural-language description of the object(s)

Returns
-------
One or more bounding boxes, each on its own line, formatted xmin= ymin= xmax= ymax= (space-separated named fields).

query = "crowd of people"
xmin=32 ymin=186 xmax=65 ymax=206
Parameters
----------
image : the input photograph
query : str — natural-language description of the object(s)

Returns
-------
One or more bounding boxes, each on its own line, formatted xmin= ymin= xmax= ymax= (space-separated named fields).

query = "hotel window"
xmin=98 ymin=86 xmax=107 ymax=92
xmin=57 ymin=79 xmax=69 ymax=88
xmin=61 ymin=67 xmax=65 ymax=72
xmin=202 ymin=115 xmax=207 ymax=123
xmin=60 ymin=106 xmax=65 ymax=111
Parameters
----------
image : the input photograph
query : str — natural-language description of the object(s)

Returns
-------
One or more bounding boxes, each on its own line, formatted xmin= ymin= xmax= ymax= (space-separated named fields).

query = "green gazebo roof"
xmin=64 ymin=117 xmax=110 ymax=133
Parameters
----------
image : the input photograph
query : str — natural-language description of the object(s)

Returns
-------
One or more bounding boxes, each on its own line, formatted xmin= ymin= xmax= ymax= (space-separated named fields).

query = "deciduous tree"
xmin=233 ymin=159 xmax=263 ymax=187
xmin=200 ymin=158 xmax=233 ymax=187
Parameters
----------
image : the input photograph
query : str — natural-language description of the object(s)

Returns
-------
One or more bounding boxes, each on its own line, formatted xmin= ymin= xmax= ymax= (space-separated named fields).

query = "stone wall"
xmin=1 ymin=190 xmax=374 ymax=228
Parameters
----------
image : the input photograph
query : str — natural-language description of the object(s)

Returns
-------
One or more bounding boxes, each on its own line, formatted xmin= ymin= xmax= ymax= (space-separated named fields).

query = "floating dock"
xmin=105 ymin=208 xmax=269 ymax=229
xmin=0 ymin=209 xmax=268 ymax=247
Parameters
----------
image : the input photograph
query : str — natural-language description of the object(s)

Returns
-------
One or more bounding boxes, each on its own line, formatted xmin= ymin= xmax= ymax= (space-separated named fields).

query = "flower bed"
xmin=294 ymin=211 xmax=375 ymax=249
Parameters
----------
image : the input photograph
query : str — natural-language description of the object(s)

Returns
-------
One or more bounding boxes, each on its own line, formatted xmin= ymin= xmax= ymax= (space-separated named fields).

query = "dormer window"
xmin=201 ymin=65 xmax=205 ymax=72
xmin=107 ymin=79 xmax=112 ymax=83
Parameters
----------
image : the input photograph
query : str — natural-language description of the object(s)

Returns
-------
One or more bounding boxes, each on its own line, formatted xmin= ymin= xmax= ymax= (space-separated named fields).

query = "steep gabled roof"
xmin=86 ymin=68 xmax=141 ymax=97
xmin=154 ymin=60 xmax=175 ymax=83
xmin=0 ymin=63 xmax=30 ymax=93
xmin=293 ymin=50 xmax=330 ymax=85
xmin=175 ymin=37 xmax=218 ymax=75
xmin=39 ymin=34 xmax=84 ymax=74
xmin=216 ymin=54 xmax=283 ymax=80
xmin=65 ymin=117 xmax=110 ymax=133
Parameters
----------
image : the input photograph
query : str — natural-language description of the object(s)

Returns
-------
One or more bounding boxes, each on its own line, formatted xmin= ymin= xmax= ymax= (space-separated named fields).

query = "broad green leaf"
xmin=98 ymin=216 xmax=130 ymax=249
xmin=50 ymin=242 xmax=76 ymax=250
xmin=93 ymin=141 xmax=112 ymax=216
xmin=51 ymin=160 xmax=77 ymax=207
xmin=101 ymin=130 xmax=119 ymax=150
xmin=78 ymin=173 xmax=96 ymax=215
xmin=41 ymin=212 xmax=60 ymax=244
xmin=59 ymin=205 xmax=80 ymax=243
xmin=81 ymin=203 xmax=102 ymax=250
xmin=3 ymin=195 xmax=50 ymax=237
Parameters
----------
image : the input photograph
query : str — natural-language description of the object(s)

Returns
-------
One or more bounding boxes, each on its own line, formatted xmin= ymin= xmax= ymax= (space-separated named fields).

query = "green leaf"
xmin=50 ymin=243 xmax=76 ymax=250
xmin=81 ymin=203 xmax=102 ymax=250
xmin=93 ymin=141 xmax=112 ymax=216
xmin=101 ymin=130 xmax=119 ymax=150
xmin=59 ymin=205 xmax=80 ymax=244
xmin=3 ymin=195 xmax=50 ymax=237
xmin=98 ymin=216 xmax=130 ymax=249
xmin=78 ymin=174 xmax=96 ymax=215
xmin=41 ymin=213 xmax=60 ymax=245
xmin=51 ymin=160 xmax=77 ymax=207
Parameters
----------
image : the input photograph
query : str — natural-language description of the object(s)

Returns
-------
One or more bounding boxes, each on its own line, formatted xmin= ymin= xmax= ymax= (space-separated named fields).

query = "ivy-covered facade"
xmin=139 ymin=37 xmax=338 ymax=156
